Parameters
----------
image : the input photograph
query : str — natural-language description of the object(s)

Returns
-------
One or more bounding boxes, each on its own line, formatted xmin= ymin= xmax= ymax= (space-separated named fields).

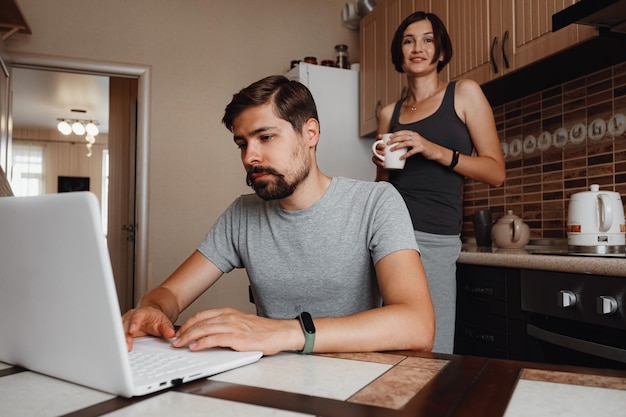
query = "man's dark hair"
xmin=390 ymin=11 xmax=453 ymax=74
xmin=222 ymin=75 xmax=319 ymax=134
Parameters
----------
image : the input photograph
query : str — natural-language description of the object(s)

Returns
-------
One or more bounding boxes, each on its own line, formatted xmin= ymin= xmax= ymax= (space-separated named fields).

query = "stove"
xmin=530 ymin=249 xmax=626 ymax=258
xmin=524 ymin=239 xmax=626 ymax=258
xmin=521 ymin=269 xmax=626 ymax=369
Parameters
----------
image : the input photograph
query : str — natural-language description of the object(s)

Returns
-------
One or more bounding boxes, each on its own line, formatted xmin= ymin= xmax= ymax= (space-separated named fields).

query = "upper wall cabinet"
xmin=359 ymin=2 xmax=385 ymax=136
xmin=445 ymin=0 xmax=596 ymax=84
xmin=359 ymin=0 xmax=441 ymax=136
xmin=359 ymin=0 xmax=602 ymax=131
xmin=444 ymin=0 xmax=515 ymax=83
xmin=512 ymin=0 xmax=596 ymax=70
xmin=0 ymin=0 xmax=31 ymax=40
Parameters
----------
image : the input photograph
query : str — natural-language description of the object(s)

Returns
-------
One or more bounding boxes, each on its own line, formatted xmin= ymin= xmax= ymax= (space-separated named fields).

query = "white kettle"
xmin=567 ymin=184 xmax=626 ymax=254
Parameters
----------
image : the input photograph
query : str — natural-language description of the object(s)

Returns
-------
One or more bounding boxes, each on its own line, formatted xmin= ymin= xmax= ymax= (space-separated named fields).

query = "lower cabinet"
xmin=454 ymin=264 xmax=523 ymax=360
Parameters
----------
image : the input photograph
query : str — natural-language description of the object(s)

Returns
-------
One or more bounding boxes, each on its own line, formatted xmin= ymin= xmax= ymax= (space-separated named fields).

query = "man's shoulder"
xmin=333 ymin=176 xmax=399 ymax=196
xmin=227 ymin=192 xmax=268 ymax=213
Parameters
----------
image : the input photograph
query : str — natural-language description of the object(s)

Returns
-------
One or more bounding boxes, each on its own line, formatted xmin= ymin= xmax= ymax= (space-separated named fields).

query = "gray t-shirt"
xmin=197 ymin=176 xmax=419 ymax=319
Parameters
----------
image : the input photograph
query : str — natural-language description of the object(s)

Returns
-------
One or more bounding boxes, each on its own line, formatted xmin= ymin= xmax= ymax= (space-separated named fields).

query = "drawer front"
xmin=455 ymin=317 xmax=508 ymax=358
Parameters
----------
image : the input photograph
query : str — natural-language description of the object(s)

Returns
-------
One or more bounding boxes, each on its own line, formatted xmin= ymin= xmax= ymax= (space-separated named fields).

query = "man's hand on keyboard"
xmin=123 ymin=306 xmax=177 ymax=351
xmin=170 ymin=307 xmax=301 ymax=356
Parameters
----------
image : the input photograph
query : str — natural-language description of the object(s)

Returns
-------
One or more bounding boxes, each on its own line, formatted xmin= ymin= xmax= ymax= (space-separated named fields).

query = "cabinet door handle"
xmin=490 ymin=36 xmax=499 ymax=74
xmin=375 ymin=100 xmax=382 ymax=121
xmin=502 ymin=30 xmax=510 ymax=69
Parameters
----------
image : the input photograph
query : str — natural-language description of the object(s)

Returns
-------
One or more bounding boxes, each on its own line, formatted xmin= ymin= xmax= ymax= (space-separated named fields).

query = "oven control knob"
xmin=597 ymin=296 xmax=618 ymax=315
xmin=558 ymin=290 xmax=577 ymax=308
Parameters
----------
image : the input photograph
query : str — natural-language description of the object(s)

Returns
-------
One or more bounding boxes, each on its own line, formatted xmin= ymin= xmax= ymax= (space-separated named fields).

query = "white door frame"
xmin=10 ymin=52 xmax=150 ymax=305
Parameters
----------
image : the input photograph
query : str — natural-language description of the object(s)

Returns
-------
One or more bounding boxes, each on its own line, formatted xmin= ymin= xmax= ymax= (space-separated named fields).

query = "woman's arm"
xmin=453 ymin=78 xmax=505 ymax=187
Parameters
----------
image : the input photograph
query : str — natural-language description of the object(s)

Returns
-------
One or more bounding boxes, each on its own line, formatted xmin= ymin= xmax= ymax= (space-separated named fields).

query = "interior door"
xmin=108 ymin=77 xmax=138 ymax=312
xmin=0 ymin=51 xmax=10 ymax=175
xmin=6 ymin=54 xmax=148 ymax=312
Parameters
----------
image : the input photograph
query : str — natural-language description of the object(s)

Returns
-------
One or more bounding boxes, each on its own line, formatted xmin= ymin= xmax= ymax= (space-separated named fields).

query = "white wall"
xmin=5 ymin=0 xmax=359 ymax=321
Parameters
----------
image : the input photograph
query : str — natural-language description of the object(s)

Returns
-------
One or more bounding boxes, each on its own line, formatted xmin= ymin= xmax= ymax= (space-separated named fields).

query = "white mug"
xmin=372 ymin=133 xmax=407 ymax=170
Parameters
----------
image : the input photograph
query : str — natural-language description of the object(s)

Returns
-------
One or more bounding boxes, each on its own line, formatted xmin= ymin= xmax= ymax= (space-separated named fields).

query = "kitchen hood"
xmin=553 ymin=0 xmax=626 ymax=35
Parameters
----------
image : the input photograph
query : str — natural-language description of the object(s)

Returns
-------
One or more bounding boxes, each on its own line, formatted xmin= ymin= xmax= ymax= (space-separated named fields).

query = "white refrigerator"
xmin=286 ymin=63 xmax=375 ymax=182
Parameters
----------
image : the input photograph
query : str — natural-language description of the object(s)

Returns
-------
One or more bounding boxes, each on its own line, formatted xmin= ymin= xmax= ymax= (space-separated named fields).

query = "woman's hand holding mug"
xmin=372 ymin=133 xmax=407 ymax=170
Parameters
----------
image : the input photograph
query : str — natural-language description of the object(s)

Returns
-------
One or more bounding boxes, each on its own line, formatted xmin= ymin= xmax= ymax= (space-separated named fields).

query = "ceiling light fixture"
xmin=57 ymin=120 xmax=72 ymax=135
xmin=71 ymin=121 xmax=86 ymax=135
xmin=56 ymin=118 xmax=100 ymax=157
xmin=85 ymin=122 xmax=99 ymax=136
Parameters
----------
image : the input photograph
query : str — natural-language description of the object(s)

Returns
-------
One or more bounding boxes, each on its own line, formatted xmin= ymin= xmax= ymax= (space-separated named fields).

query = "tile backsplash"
xmin=462 ymin=62 xmax=626 ymax=240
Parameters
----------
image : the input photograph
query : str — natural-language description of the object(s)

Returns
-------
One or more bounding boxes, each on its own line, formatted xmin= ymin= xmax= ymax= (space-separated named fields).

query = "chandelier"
xmin=57 ymin=119 xmax=100 ymax=157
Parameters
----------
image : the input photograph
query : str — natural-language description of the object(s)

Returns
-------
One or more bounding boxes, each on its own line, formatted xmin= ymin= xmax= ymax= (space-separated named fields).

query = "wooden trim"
xmin=108 ymin=77 xmax=138 ymax=312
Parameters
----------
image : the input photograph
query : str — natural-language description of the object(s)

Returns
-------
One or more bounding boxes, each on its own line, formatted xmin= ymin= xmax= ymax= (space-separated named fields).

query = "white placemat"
xmin=0 ymin=371 xmax=114 ymax=417
xmin=504 ymin=379 xmax=626 ymax=417
xmin=209 ymin=352 xmax=392 ymax=400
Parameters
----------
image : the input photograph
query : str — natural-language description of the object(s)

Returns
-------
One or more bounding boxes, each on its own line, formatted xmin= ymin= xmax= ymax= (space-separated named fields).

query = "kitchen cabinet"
xmin=446 ymin=0 xmax=596 ymax=84
xmin=359 ymin=2 xmax=385 ymax=136
xmin=358 ymin=1 xmax=601 ymax=133
xmin=513 ymin=0 xmax=596 ymax=70
xmin=0 ymin=0 xmax=31 ymax=40
xmin=445 ymin=0 xmax=513 ymax=84
xmin=454 ymin=263 xmax=523 ymax=360
xmin=359 ymin=0 xmax=440 ymax=136
xmin=358 ymin=0 xmax=595 ymax=133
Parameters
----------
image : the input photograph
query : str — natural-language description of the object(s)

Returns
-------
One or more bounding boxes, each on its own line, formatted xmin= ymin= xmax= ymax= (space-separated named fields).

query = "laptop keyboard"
xmin=129 ymin=350 xmax=209 ymax=379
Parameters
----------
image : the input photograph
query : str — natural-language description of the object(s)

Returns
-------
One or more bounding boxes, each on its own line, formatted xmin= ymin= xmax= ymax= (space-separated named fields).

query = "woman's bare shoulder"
xmin=454 ymin=78 xmax=483 ymax=96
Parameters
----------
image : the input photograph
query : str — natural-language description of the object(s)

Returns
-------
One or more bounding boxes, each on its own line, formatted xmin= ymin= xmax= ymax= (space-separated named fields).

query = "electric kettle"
xmin=567 ymin=184 xmax=626 ymax=254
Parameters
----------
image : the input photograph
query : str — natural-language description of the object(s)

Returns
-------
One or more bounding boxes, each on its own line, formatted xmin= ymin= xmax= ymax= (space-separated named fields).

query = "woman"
xmin=373 ymin=11 xmax=505 ymax=354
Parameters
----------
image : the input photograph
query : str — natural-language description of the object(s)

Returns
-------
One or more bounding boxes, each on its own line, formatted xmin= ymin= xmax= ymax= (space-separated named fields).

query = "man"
xmin=123 ymin=75 xmax=434 ymax=355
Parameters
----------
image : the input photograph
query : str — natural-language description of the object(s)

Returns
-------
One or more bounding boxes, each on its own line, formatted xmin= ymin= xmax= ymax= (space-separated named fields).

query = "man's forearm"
xmin=138 ymin=286 xmax=181 ymax=323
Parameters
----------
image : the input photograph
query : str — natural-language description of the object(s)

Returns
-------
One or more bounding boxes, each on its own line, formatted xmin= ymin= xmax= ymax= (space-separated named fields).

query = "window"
xmin=11 ymin=144 xmax=44 ymax=196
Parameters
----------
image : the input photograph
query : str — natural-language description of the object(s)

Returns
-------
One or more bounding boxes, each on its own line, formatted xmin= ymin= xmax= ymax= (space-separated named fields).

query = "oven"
xmin=521 ymin=269 xmax=626 ymax=370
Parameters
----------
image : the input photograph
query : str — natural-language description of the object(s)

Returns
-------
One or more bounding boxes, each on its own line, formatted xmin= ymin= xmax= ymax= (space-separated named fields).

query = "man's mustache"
xmin=246 ymin=166 xmax=282 ymax=187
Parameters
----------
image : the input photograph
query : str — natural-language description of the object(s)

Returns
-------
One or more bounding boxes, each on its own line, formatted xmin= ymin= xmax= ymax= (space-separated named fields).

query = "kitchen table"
xmin=2 ymin=350 xmax=626 ymax=417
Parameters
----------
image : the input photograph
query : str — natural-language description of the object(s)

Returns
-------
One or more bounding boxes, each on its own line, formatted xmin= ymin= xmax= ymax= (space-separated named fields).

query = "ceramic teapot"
xmin=491 ymin=210 xmax=530 ymax=249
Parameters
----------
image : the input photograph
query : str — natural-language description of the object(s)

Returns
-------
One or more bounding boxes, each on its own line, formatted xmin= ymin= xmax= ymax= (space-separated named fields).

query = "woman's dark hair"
xmin=390 ymin=11 xmax=453 ymax=74
xmin=222 ymin=75 xmax=319 ymax=134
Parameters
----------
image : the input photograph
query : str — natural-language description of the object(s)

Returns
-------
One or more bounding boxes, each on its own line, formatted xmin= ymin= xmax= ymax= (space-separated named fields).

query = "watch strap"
xmin=449 ymin=149 xmax=460 ymax=170
xmin=297 ymin=312 xmax=316 ymax=354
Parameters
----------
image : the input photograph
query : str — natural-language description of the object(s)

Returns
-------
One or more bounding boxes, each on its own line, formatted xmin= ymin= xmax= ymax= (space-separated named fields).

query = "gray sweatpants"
xmin=414 ymin=230 xmax=461 ymax=354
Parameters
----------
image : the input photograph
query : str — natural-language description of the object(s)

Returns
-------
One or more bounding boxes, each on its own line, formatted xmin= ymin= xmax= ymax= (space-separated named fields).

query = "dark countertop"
xmin=459 ymin=241 xmax=626 ymax=276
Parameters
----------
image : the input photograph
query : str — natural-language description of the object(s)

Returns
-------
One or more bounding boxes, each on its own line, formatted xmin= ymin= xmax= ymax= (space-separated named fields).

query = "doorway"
xmin=8 ymin=53 xmax=150 ymax=312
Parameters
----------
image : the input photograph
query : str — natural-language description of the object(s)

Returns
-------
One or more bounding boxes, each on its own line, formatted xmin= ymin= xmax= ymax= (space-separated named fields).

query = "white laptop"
xmin=0 ymin=192 xmax=262 ymax=397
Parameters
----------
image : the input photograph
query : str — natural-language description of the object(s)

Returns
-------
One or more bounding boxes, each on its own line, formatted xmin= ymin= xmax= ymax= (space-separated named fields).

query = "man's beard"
xmin=246 ymin=164 xmax=310 ymax=201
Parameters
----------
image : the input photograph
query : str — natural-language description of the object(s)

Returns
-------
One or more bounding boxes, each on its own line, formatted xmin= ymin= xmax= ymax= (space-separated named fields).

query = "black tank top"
xmin=389 ymin=81 xmax=473 ymax=235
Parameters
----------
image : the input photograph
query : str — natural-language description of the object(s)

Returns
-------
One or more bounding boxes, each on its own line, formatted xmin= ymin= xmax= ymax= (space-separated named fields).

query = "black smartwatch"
xmin=449 ymin=149 xmax=460 ymax=170
xmin=296 ymin=312 xmax=316 ymax=354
